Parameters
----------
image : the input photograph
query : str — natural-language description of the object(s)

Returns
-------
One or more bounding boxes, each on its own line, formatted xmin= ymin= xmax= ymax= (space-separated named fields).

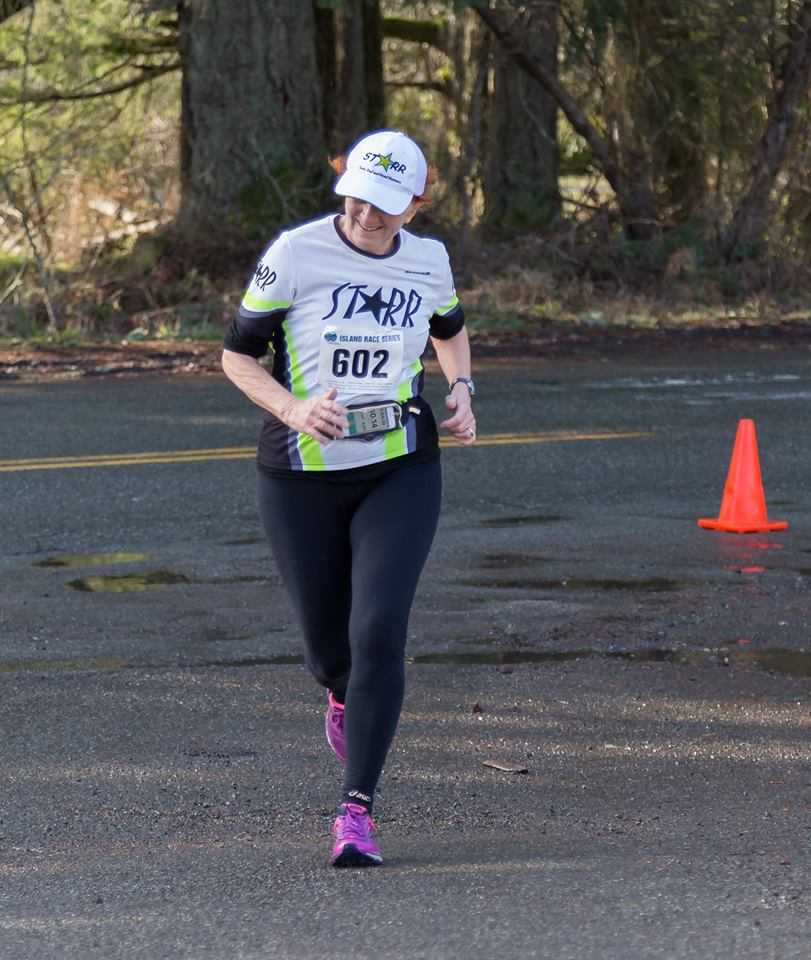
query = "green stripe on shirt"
xmin=242 ymin=291 xmax=293 ymax=313
xmin=435 ymin=295 xmax=459 ymax=316
xmin=282 ymin=318 xmax=326 ymax=471
xmin=384 ymin=361 xmax=423 ymax=460
xmin=298 ymin=434 xmax=326 ymax=470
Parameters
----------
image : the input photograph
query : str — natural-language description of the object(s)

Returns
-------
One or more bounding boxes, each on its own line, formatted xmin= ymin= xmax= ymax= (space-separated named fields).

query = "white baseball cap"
xmin=334 ymin=130 xmax=428 ymax=216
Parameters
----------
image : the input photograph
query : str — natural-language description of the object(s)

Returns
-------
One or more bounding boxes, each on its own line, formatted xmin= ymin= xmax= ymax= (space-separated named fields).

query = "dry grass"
xmin=4 ymin=206 xmax=811 ymax=342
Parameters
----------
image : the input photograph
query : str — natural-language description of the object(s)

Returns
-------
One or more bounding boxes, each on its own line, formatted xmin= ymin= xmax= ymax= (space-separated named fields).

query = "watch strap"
xmin=448 ymin=377 xmax=475 ymax=396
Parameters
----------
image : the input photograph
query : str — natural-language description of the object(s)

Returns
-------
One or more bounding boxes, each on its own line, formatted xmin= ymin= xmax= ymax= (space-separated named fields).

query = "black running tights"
xmin=257 ymin=458 xmax=442 ymax=809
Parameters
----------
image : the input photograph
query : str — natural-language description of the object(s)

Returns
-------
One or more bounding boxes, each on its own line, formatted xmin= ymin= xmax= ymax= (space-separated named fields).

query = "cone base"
xmin=697 ymin=518 xmax=788 ymax=533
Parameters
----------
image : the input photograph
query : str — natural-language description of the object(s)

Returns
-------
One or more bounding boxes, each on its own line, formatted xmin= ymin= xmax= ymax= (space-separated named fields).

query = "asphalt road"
xmin=0 ymin=347 xmax=809 ymax=959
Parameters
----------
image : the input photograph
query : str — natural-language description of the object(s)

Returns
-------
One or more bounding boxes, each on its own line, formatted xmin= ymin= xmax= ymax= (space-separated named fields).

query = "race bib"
xmin=318 ymin=325 xmax=404 ymax=395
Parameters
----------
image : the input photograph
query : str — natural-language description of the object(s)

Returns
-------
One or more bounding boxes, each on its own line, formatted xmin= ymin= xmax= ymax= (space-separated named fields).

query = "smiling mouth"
xmin=355 ymin=220 xmax=382 ymax=233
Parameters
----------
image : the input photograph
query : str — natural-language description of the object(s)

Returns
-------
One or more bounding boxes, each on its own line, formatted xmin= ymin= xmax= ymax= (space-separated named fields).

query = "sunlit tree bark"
xmin=177 ymin=0 xmax=324 ymax=232
xmin=482 ymin=0 xmax=560 ymax=232
xmin=476 ymin=1 xmax=659 ymax=240
xmin=724 ymin=0 xmax=811 ymax=258
xmin=315 ymin=0 xmax=384 ymax=155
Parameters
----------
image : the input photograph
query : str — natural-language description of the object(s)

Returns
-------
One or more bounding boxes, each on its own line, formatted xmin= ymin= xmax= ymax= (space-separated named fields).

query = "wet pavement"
xmin=0 ymin=348 xmax=809 ymax=958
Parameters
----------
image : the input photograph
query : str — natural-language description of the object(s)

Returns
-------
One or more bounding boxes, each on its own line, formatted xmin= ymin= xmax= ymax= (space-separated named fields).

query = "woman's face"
xmin=340 ymin=197 xmax=418 ymax=255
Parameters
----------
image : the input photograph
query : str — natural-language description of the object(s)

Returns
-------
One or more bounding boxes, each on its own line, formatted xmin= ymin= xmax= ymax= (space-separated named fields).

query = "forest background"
xmin=3 ymin=0 xmax=811 ymax=345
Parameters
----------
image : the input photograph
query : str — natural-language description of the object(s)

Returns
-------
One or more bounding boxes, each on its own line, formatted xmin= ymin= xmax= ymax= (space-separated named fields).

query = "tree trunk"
xmin=448 ymin=10 xmax=486 ymax=249
xmin=482 ymin=0 xmax=560 ymax=232
xmin=177 ymin=0 xmax=324 ymax=233
xmin=331 ymin=0 xmax=384 ymax=153
xmin=0 ymin=0 xmax=32 ymax=22
xmin=724 ymin=0 xmax=811 ymax=259
xmin=334 ymin=3 xmax=367 ymax=150
xmin=314 ymin=2 xmax=337 ymax=152
xmin=476 ymin=2 xmax=658 ymax=240
xmin=362 ymin=0 xmax=385 ymax=132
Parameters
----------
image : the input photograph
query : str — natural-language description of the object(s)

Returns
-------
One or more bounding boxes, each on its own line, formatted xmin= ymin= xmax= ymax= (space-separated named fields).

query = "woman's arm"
xmin=221 ymin=349 xmax=348 ymax=443
xmin=430 ymin=327 xmax=476 ymax=445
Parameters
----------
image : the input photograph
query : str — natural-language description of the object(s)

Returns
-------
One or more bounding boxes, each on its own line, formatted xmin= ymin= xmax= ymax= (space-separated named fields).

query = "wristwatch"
xmin=448 ymin=377 xmax=476 ymax=397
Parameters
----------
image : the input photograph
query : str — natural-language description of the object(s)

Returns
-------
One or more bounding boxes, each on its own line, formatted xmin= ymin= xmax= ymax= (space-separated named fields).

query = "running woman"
xmin=221 ymin=130 xmax=475 ymax=867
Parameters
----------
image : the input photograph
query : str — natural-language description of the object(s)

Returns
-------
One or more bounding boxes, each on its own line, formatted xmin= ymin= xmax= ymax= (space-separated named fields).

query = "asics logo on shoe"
xmin=348 ymin=789 xmax=371 ymax=803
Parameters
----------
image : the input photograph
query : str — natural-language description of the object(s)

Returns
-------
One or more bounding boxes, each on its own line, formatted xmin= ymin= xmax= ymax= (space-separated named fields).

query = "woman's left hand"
xmin=440 ymin=385 xmax=476 ymax=445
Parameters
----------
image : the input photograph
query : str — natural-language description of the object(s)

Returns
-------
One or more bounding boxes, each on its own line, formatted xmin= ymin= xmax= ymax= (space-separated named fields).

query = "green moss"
xmin=237 ymin=164 xmax=326 ymax=238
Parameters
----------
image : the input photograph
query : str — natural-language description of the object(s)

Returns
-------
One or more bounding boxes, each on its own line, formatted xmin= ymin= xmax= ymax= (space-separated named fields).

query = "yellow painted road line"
xmin=0 ymin=446 xmax=252 ymax=467
xmin=447 ymin=430 xmax=652 ymax=447
xmin=0 ymin=452 xmax=255 ymax=472
xmin=0 ymin=430 xmax=652 ymax=474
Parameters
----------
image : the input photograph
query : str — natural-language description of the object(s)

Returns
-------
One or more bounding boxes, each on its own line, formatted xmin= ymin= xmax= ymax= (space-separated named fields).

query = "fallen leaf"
xmin=483 ymin=760 xmax=529 ymax=774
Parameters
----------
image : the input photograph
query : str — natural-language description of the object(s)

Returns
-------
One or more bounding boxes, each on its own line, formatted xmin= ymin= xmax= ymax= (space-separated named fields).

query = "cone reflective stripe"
xmin=698 ymin=419 xmax=788 ymax=533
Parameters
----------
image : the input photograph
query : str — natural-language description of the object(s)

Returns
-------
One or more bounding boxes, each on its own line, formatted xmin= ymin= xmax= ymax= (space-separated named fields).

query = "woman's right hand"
xmin=281 ymin=388 xmax=349 ymax=443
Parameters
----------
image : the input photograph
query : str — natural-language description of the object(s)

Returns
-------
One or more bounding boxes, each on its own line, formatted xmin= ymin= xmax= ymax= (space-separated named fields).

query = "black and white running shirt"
xmin=224 ymin=214 xmax=465 ymax=473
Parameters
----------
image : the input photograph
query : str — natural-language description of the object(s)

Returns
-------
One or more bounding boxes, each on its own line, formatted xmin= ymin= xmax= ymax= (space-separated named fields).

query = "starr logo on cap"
xmin=334 ymin=131 xmax=429 ymax=216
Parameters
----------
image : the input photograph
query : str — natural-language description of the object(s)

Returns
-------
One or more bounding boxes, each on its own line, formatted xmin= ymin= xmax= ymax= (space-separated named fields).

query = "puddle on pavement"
xmin=64 ymin=572 xmax=272 ymax=592
xmin=406 ymin=647 xmax=811 ymax=677
xmin=205 ymin=575 xmax=270 ymax=586
xmin=480 ymin=515 xmax=570 ymax=528
xmin=477 ymin=553 xmax=550 ymax=570
xmin=66 ymin=571 xmax=190 ymax=592
xmin=459 ymin=576 xmax=702 ymax=592
xmin=35 ymin=555 xmax=270 ymax=590
xmin=36 ymin=552 xmax=151 ymax=568
xmin=207 ymin=654 xmax=304 ymax=667
xmin=735 ymin=649 xmax=811 ymax=676
xmin=0 ymin=654 xmax=306 ymax=673
xmin=1 ymin=648 xmax=807 ymax=677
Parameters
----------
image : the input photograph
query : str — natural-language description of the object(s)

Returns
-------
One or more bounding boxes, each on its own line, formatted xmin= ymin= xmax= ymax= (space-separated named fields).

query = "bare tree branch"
xmin=382 ymin=17 xmax=448 ymax=52
xmin=13 ymin=0 xmax=58 ymax=332
xmin=724 ymin=0 xmax=811 ymax=258
xmin=0 ymin=62 xmax=179 ymax=106
xmin=475 ymin=3 xmax=661 ymax=239
xmin=384 ymin=79 xmax=454 ymax=98
xmin=475 ymin=5 xmax=622 ymax=192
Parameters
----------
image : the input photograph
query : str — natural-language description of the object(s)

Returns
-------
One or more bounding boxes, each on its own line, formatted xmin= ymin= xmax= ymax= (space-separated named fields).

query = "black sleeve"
xmin=428 ymin=305 xmax=465 ymax=341
xmin=222 ymin=309 xmax=288 ymax=359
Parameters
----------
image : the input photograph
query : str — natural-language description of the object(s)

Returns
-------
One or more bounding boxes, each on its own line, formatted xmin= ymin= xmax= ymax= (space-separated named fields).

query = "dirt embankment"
xmin=2 ymin=319 xmax=810 ymax=381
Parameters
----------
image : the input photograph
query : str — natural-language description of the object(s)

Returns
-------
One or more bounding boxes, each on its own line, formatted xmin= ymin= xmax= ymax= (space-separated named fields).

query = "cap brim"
xmin=334 ymin=171 xmax=412 ymax=216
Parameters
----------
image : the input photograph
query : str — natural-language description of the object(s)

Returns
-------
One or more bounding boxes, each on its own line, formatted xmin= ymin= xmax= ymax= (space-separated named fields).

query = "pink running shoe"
xmin=331 ymin=803 xmax=383 ymax=868
xmin=325 ymin=692 xmax=346 ymax=763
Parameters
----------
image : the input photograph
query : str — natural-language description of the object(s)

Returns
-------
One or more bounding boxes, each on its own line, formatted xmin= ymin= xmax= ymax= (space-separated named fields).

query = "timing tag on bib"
xmin=318 ymin=325 xmax=404 ymax=395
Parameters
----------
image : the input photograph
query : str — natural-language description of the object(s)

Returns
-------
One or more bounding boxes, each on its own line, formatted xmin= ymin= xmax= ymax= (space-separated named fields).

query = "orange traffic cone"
xmin=698 ymin=419 xmax=788 ymax=533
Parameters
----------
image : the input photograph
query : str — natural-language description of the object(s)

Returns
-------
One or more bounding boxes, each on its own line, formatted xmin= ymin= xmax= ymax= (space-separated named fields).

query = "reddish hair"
xmin=329 ymin=154 xmax=438 ymax=206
